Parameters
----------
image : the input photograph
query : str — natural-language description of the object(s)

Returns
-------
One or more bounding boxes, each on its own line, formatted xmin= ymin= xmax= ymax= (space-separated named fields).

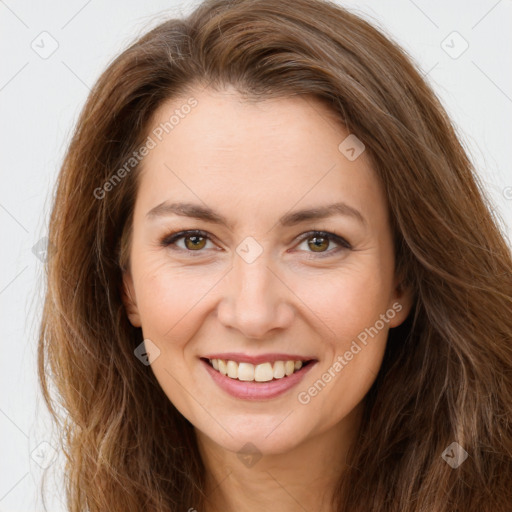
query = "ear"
xmin=387 ymin=274 xmax=414 ymax=328
xmin=121 ymin=270 xmax=142 ymax=328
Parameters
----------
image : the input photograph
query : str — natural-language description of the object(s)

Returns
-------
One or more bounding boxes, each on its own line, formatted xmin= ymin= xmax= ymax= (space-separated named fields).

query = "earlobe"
xmin=121 ymin=271 xmax=142 ymax=328
xmin=388 ymin=278 xmax=414 ymax=328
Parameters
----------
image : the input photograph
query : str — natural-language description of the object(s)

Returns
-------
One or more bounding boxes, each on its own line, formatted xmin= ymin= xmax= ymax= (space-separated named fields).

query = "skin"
xmin=122 ymin=86 xmax=413 ymax=512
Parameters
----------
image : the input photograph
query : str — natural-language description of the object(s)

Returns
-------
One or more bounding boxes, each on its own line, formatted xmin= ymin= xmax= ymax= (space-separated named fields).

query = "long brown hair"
xmin=38 ymin=0 xmax=512 ymax=510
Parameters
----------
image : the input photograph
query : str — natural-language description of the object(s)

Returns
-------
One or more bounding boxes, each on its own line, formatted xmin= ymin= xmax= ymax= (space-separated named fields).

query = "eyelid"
xmin=160 ymin=229 xmax=218 ymax=254
xmin=160 ymin=229 xmax=352 ymax=256
xmin=295 ymin=230 xmax=352 ymax=249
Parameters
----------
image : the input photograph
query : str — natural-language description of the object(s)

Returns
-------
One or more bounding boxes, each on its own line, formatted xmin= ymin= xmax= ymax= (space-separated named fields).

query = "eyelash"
xmin=159 ymin=229 xmax=352 ymax=258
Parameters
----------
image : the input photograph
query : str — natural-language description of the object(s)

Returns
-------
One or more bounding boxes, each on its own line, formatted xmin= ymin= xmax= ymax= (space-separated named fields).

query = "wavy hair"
xmin=38 ymin=0 xmax=512 ymax=510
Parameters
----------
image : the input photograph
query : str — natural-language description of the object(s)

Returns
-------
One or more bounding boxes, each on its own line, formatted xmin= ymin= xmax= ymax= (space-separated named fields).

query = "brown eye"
xmin=295 ymin=231 xmax=352 ymax=258
xmin=160 ymin=230 xmax=214 ymax=253
xmin=184 ymin=235 xmax=207 ymax=250
xmin=307 ymin=235 xmax=330 ymax=252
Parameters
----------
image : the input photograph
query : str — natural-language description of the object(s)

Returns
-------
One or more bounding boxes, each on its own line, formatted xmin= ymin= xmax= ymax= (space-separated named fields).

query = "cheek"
xmin=292 ymin=261 xmax=392 ymax=348
xmin=133 ymin=256 xmax=224 ymax=341
xmin=292 ymin=262 xmax=394 ymax=421
xmin=134 ymin=248 xmax=393 ymax=347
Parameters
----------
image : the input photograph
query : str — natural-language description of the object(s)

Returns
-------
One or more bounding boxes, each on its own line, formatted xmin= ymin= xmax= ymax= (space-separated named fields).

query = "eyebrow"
xmin=145 ymin=200 xmax=366 ymax=227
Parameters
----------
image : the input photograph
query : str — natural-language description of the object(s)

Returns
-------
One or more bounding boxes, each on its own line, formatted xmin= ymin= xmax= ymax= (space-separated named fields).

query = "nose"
xmin=216 ymin=253 xmax=294 ymax=339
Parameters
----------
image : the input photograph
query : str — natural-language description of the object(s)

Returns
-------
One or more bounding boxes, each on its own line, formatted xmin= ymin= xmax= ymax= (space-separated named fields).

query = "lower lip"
xmin=200 ymin=359 xmax=317 ymax=401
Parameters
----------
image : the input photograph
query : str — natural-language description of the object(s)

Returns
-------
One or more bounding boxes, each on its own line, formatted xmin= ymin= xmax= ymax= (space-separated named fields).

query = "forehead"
xmin=134 ymin=87 xmax=386 ymax=228
xmin=147 ymin=87 xmax=348 ymax=164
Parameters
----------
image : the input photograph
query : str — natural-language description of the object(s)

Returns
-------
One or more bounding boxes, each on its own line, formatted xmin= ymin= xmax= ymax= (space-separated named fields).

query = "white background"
xmin=1 ymin=0 xmax=511 ymax=510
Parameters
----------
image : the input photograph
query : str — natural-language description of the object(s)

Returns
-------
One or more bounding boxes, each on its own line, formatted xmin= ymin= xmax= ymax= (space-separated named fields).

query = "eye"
xmin=160 ymin=229 xmax=352 ymax=258
xmin=160 ymin=230 xmax=216 ymax=254
xmin=295 ymin=231 xmax=352 ymax=257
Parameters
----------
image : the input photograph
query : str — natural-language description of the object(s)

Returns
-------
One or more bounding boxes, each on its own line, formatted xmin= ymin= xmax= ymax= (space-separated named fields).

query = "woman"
xmin=38 ymin=0 xmax=512 ymax=510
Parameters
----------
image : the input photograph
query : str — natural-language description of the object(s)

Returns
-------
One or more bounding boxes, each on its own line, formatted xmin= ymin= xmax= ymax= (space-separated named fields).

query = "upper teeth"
xmin=209 ymin=359 xmax=304 ymax=382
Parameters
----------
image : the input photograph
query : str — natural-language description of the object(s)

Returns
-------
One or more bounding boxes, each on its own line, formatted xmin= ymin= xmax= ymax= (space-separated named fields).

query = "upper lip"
xmin=202 ymin=353 xmax=317 ymax=364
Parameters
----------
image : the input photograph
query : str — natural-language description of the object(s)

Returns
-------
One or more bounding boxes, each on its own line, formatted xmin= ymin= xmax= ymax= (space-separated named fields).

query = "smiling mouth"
xmin=201 ymin=357 xmax=316 ymax=382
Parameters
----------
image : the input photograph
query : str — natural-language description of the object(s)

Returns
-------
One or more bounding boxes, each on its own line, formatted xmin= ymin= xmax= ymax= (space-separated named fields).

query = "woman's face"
xmin=122 ymin=86 xmax=412 ymax=456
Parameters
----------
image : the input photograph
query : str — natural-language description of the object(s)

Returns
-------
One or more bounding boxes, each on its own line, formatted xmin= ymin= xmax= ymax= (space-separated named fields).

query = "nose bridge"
xmin=235 ymin=251 xmax=274 ymax=304
xmin=217 ymin=245 xmax=293 ymax=338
